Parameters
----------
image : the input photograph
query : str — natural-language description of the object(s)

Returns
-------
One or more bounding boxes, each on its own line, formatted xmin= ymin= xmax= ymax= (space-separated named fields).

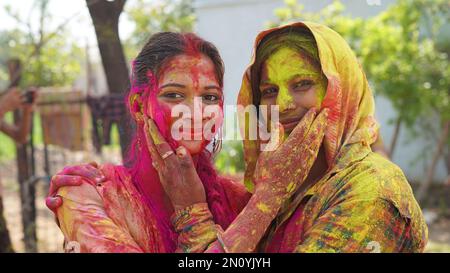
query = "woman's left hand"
xmin=143 ymin=116 xmax=206 ymax=211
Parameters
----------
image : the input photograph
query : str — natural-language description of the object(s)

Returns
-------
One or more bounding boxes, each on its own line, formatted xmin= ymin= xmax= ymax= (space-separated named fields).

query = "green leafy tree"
xmin=124 ymin=0 xmax=196 ymax=60
xmin=0 ymin=0 xmax=83 ymax=88
xmin=214 ymin=140 xmax=245 ymax=175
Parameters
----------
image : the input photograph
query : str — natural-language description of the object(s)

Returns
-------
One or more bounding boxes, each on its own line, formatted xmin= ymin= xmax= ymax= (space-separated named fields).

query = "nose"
xmin=276 ymin=86 xmax=296 ymax=113
xmin=183 ymin=96 xmax=203 ymax=111
xmin=184 ymin=96 xmax=204 ymax=127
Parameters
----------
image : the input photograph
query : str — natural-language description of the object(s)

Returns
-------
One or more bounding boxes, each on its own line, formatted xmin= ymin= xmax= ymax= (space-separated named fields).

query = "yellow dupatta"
xmin=237 ymin=21 xmax=379 ymax=191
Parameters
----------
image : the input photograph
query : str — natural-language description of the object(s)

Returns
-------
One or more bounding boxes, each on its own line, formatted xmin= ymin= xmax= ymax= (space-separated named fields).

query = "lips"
xmin=279 ymin=117 xmax=301 ymax=131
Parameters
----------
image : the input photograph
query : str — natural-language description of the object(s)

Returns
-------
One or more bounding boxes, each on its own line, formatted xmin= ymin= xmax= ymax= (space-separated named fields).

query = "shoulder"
xmin=322 ymin=152 xmax=428 ymax=250
xmin=326 ymin=152 xmax=414 ymax=203
xmin=56 ymin=163 xmax=132 ymax=205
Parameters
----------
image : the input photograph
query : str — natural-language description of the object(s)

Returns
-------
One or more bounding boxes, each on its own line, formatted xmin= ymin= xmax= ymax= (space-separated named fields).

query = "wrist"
xmin=172 ymin=194 xmax=206 ymax=212
xmin=171 ymin=202 xmax=213 ymax=232
xmin=218 ymin=194 xmax=277 ymax=253
xmin=172 ymin=202 xmax=209 ymax=216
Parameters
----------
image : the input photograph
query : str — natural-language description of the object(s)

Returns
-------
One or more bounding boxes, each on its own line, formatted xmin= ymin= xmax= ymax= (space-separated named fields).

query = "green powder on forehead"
xmin=251 ymin=27 xmax=322 ymax=106
xmin=256 ymin=27 xmax=320 ymax=70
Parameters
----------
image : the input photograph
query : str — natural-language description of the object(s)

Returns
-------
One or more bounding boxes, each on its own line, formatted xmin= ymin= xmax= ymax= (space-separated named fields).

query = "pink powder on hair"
xmin=123 ymin=34 xmax=236 ymax=252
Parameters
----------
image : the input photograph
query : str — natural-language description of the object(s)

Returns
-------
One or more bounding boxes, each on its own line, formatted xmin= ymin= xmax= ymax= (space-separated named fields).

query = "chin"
xmin=178 ymin=139 xmax=204 ymax=155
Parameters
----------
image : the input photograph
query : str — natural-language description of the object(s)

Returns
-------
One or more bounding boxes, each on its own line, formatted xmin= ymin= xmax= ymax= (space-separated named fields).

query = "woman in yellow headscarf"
xmin=167 ymin=21 xmax=428 ymax=253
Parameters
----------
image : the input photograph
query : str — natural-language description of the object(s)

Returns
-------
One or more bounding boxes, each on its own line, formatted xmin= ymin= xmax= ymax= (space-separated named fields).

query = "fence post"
xmin=7 ymin=58 xmax=37 ymax=252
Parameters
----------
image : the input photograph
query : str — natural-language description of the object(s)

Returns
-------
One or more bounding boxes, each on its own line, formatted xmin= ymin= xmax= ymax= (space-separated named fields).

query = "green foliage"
xmin=124 ymin=0 xmax=196 ymax=60
xmin=0 ymin=0 xmax=83 ymax=88
xmin=0 ymin=0 xmax=82 ymax=161
xmin=214 ymin=140 xmax=245 ymax=175
xmin=0 ymin=30 xmax=83 ymax=88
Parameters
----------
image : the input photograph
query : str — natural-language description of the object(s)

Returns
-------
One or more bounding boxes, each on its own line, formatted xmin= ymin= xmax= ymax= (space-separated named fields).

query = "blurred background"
xmin=0 ymin=0 xmax=449 ymax=253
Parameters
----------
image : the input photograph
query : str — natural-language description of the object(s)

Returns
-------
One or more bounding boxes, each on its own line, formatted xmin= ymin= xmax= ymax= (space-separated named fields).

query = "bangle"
xmin=170 ymin=203 xmax=213 ymax=233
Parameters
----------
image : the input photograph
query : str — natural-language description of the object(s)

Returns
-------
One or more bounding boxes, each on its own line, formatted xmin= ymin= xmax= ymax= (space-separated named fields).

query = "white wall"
xmin=194 ymin=0 xmax=447 ymax=182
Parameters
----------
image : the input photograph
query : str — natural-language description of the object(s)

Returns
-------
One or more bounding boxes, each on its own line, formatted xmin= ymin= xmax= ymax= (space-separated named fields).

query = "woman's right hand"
xmin=45 ymin=162 xmax=106 ymax=212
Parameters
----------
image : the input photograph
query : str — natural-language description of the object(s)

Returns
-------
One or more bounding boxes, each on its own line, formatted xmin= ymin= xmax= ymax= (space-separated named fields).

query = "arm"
xmin=48 ymin=164 xmax=146 ymax=253
xmin=56 ymin=181 xmax=144 ymax=253
xmin=172 ymin=197 xmax=416 ymax=253
xmin=171 ymin=203 xmax=219 ymax=253
xmin=0 ymin=107 xmax=34 ymax=144
xmin=171 ymin=186 xmax=289 ymax=253
xmin=172 ymin=109 xmax=329 ymax=253
xmin=0 ymin=89 xmax=36 ymax=144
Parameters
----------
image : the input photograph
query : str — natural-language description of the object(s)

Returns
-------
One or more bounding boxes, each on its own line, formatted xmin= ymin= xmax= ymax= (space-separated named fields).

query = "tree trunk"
xmin=416 ymin=120 xmax=450 ymax=204
xmin=86 ymin=0 xmax=132 ymax=160
xmin=0 ymin=194 xmax=14 ymax=253
xmin=388 ymin=116 xmax=402 ymax=159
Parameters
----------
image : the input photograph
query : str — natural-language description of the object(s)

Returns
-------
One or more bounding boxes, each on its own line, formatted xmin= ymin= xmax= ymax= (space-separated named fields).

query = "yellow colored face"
xmin=259 ymin=46 xmax=327 ymax=134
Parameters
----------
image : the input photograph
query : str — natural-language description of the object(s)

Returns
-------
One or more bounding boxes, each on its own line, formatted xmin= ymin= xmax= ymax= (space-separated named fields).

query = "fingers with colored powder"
xmin=46 ymin=162 xmax=105 ymax=212
xmin=202 ymin=108 xmax=329 ymax=253
xmin=277 ymin=108 xmax=318 ymax=155
xmin=260 ymin=121 xmax=285 ymax=152
xmin=281 ymin=108 xmax=329 ymax=178
xmin=143 ymin=117 xmax=164 ymax=169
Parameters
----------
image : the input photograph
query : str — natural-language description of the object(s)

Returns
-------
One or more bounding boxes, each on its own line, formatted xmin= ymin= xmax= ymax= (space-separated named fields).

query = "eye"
xmin=203 ymin=94 xmax=220 ymax=103
xmin=293 ymin=80 xmax=314 ymax=92
xmin=161 ymin=92 xmax=184 ymax=100
xmin=261 ymin=87 xmax=278 ymax=97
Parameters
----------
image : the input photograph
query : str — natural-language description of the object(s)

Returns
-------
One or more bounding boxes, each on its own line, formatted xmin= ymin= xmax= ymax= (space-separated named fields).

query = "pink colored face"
xmin=148 ymin=54 xmax=223 ymax=155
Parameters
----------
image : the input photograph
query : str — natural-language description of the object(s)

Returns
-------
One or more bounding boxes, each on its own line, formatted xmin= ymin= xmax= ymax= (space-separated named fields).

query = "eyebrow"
xmin=260 ymin=73 xmax=319 ymax=86
xmin=204 ymin=85 xmax=222 ymax=91
xmin=159 ymin=83 xmax=222 ymax=91
xmin=259 ymin=80 xmax=274 ymax=86
xmin=160 ymin=83 xmax=186 ymax=89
